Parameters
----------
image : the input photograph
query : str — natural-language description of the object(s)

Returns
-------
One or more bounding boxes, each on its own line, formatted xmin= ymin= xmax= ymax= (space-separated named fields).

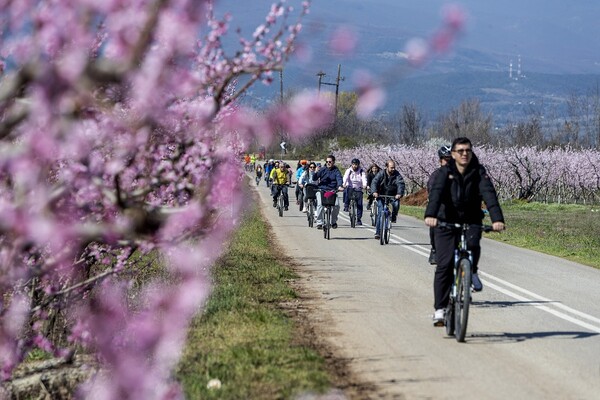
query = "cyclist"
xmin=427 ymin=145 xmax=452 ymax=265
xmin=424 ymin=137 xmax=505 ymax=326
xmin=255 ymin=164 xmax=263 ymax=185
xmin=312 ymin=155 xmax=344 ymax=230
xmin=371 ymin=160 xmax=405 ymax=240
xmin=270 ymin=162 xmax=290 ymax=210
xmin=295 ymin=160 xmax=308 ymax=208
xmin=366 ymin=163 xmax=381 ymax=211
xmin=299 ymin=161 xmax=317 ymax=213
xmin=264 ymin=159 xmax=275 ymax=185
xmin=342 ymin=158 xmax=367 ymax=225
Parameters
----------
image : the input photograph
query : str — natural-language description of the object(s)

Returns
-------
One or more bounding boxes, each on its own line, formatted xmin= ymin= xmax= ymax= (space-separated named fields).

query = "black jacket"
xmin=371 ymin=169 xmax=406 ymax=196
xmin=425 ymin=154 xmax=504 ymax=224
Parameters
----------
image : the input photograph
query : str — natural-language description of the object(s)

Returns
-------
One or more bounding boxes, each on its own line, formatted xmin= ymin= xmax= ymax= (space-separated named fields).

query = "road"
xmin=249 ymin=175 xmax=600 ymax=399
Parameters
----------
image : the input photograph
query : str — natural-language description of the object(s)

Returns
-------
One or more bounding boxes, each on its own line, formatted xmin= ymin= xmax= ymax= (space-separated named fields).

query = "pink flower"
xmin=329 ymin=26 xmax=358 ymax=56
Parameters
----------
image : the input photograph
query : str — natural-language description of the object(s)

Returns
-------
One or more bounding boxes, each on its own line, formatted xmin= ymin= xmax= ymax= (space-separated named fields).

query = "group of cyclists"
xmin=251 ymin=136 xmax=506 ymax=329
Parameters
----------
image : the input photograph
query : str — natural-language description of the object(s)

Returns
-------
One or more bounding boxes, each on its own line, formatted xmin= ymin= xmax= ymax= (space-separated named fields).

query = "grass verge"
xmin=176 ymin=206 xmax=334 ymax=399
xmin=401 ymin=201 xmax=600 ymax=269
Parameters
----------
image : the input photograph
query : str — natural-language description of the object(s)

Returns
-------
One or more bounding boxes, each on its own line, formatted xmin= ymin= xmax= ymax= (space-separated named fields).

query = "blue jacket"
xmin=312 ymin=165 xmax=343 ymax=191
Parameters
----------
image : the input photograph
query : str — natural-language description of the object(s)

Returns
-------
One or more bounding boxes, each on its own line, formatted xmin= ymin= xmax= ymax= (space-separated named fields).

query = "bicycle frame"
xmin=318 ymin=190 xmax=338 ymax=240
xmin=438 ymin=222 xmax=493 ymax=342
xmin=377 ymin=195 xmax=395 ymax=245
xmin=348 ymin=189 xmax=362 ymax=228
xmin=273 ymin=184 xmax=286 ymax=217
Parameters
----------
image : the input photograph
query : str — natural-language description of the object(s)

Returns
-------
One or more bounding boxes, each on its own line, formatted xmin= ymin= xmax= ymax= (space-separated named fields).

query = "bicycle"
xmin=438 ymin=222 xmax=493 ymax=342
xmin=348 ymin=189 xmax=363 ymax=228
xmin=273 ymin=184 xmax=287 ymax=217
xmin=319 ymin=189 xmax=338 ymax=240
xmin=304 ymin=184 xmax=318 ymax=228
xmin=369 ymin=198 xmax=378 ymax=227
xmin=297 ymin=183 xmax=304 ymax=212
xmin=376 ymin=195 xmax=395 ymax=245
xmin=255 ymin=173 xmax=262 ymax=186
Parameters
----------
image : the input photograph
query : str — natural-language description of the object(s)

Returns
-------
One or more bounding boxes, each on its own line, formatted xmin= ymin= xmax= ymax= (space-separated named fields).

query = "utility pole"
xmin=316 ymin=64 xmax=344 ymax=117
xmin=279 ymin=69 xmax=284 ymax=103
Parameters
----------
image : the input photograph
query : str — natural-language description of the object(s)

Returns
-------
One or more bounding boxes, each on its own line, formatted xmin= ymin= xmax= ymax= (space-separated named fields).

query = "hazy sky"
xmin=220 ymin=0 xmax=600 ymax=74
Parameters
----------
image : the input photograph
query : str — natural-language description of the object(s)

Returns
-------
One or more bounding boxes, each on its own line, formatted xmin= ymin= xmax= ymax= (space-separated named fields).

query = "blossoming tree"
xmin=0 ymin=0 xmax=332 ymax=398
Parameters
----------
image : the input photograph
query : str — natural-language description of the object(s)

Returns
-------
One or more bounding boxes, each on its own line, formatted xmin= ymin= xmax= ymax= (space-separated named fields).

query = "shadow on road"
xmin=472 ymin=300 xmax=553 ymax=308
xmin=467 ymin=330 xmax=598 ymax=343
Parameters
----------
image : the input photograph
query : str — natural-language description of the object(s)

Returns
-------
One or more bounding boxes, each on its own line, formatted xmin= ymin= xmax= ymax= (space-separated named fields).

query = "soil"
xmin=402 ymin=188 xmax=428 ymax=207
xmin=279 ymin=253 xmax=377 ymax=399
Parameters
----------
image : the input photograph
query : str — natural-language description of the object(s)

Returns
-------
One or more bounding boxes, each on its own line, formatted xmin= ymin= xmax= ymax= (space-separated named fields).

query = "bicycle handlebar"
xmin=437 ymin=221 xmax=494 ymax=233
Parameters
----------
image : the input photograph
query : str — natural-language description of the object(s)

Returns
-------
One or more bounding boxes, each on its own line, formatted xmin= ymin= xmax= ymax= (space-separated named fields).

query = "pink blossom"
xmin=353 ymin=70 xmax=386 ymax=118
xmin=329 ymin=26 xmax=358 ymax=56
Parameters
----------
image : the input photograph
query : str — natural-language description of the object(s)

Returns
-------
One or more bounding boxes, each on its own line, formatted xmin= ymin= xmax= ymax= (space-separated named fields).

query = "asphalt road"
xmin=248 ymin=175 xmax=600 ymax=399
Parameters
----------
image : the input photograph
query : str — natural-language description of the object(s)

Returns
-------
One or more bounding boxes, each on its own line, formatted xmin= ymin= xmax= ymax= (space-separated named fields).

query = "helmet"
xmin=351 ymin=158 xmax=360 ymax=165
xmin=437 ymin=145 xmax=451 ymax=159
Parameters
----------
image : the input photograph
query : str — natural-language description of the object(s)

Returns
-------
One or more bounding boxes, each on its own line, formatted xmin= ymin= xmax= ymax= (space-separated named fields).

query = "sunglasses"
xmin=453 ymin=148 xmax=472 ymax=155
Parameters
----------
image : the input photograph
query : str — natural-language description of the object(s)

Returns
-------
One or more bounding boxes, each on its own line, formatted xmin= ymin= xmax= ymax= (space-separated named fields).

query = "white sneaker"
xmin=302 ymin=209 xmax=308 ymax=213
xmin=471 ymin=273 xmax=483 ymax=292
xmin=433 ymin=309 xmax=445 ymax=327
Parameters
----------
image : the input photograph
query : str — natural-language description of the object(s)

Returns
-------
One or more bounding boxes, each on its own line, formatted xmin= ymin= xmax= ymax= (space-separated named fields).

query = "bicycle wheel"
xmin=379 ymin=211 xmax=386 ymax=245
xmin=307 ymin=201 xmax=314 ymax=227
xmin=384 ymin=207 xmax=391 ymax=244
xmin=445 ymin=301 xmax=455 ymax=336
xmin=278 ymin=194 xmax=284 ymax=217
xmin=454 ymin=257 xmax=472 ymax=342
xmin=324 ymin=207 xmax=330 ymax=240
xmin=349 ymin=200 xmax=356 ymax=228
xmin=370 ymin=204 xmax=377 ymax=226
xmin=298 ymin=191 xmax=304 ymax=211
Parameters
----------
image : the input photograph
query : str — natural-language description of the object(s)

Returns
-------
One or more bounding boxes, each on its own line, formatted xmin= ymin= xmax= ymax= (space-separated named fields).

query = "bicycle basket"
xmin=322 ymin=190 xmax=337 ymax=206
xmin=305 ymin=184 xmax=318 ymax=200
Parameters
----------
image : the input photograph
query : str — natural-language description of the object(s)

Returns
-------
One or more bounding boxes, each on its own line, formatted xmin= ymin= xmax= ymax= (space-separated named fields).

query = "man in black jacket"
xmin=371 ymin=160 xmax=405 ymax=239
xmin=425 ymin=137 xmax=505 ymax=326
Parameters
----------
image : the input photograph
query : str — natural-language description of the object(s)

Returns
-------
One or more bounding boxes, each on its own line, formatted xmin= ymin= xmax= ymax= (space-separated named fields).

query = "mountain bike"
xmin=274 ymin=184 xmax=287 ymax=217
xmin=305 ymin=184 xmax=318 ymax=228
xmin=439 ymin=222 xmax=493 ymax=342
xmin=320 ymin=190 xmax=337 ymax=240
xmin=348 ymin=189 xmax=362 ymax=228
xmin=377 ymin=195 xmax=395 ymax=245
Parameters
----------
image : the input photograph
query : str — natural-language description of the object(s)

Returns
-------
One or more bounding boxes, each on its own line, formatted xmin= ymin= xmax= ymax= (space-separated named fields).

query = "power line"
xmin=317 ymin=64 xmax=344 ymax=117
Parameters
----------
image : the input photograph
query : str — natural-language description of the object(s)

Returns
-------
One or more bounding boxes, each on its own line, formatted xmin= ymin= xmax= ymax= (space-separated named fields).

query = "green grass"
xmin=401 ymin=201 xmax=600 ymax=269
xmin=176 ymin=207 xmax=332 ymax=399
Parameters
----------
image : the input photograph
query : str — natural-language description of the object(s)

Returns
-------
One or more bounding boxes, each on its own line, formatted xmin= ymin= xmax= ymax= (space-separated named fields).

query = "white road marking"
xmin=337 ymin=212 xmax=600 ymax=333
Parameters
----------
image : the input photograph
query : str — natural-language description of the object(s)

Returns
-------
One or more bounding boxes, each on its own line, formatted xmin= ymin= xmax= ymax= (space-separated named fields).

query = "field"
xmin=401 ymin=201 xmax=600 ymax=269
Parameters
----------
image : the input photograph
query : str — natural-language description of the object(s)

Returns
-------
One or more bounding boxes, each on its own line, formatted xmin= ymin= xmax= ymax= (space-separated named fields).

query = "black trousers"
xmin=433 ymin=224 xmax=482 ymax=310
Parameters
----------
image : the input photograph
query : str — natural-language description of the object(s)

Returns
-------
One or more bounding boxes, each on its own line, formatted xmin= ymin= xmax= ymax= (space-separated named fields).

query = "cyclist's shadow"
xmin=466 ymin=330 xmax=598 ymax=343
xmin=466 ymin=300 xmax=599 ymax=342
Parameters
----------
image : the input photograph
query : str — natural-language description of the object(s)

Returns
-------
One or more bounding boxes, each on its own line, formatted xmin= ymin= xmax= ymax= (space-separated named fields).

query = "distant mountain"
xmin=221 ymin=1 xmax=600 ymax=121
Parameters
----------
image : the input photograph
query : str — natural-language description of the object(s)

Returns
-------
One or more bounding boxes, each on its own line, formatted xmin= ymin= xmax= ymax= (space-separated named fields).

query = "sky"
xmin=220 ymin=0 xmax=600 ymax=74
